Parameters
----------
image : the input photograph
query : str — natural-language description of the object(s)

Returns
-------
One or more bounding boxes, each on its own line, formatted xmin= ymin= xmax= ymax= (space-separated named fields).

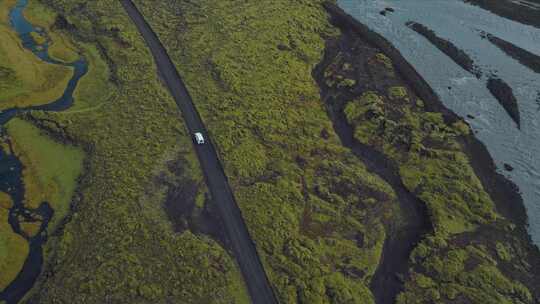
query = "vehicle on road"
xmin=194 ymin=132 xmax=205 ymax=145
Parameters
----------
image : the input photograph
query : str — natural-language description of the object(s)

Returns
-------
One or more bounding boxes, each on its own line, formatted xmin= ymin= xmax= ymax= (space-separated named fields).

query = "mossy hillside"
xmin=0 ymin=192 xmax=29 ymax=291
xmin=134 ymin=0 xmax=399 ymax=302
xmin=19 ymin=0 xmax=249 ymax=302
xmin=5 ymin=118 xmax=84 ymax=233
xmin=319 ymin=27 xmax=537 ymax=303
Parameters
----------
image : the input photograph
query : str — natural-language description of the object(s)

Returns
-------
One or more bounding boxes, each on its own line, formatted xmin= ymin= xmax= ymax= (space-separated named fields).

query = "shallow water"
xmin=337 ymin=0 xmax=540 ymax=246
xmin=0 ymin=0 xmax=87 ymax=302
xmin=0 ymin=0 xmax=88 ymax=124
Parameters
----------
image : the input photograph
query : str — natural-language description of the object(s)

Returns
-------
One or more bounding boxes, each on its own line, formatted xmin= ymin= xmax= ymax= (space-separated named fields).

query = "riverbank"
xmin=16 ymin=0 xmax=250 ymax=303
xmin=405 ymin=21 xmax=520 ymax=128
xmin=313 ymin=26 xmax=433 ymax=303
xmin=0 ymin=0 xmax=73 ymax=111
xmin=0 ymin=0 xmax=88 ymax=301
xmin=325 ymin=2 xmax=540 ymax=302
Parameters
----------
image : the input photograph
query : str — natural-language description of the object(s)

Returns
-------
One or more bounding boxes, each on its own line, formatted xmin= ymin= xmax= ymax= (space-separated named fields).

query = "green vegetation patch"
xmin=400 ymin=236 xmax=533 ymax=304
xmin=24 ymin=0 xmax=79 ymax=63
xmin=374 ymin=53 xmax=393 ymax=70
xmin=5 ymin=118 xmax=84 ymax=233
xmin=0 ymin=191 xmax=29 ymax=291
xmin=15 ymin=0 xmax=250 ymax=302
xmin=134 ymin=0 xmax=399 ymax=302
xmin=0 ymin=0 xmax=73 ymax=110
xmin=69 ymin=43 xmax=111 ymax=111
xmin=318 ymin=27 xmax=537 ymax=303
xmin=343 ymin=86 xmax=496 ymax=235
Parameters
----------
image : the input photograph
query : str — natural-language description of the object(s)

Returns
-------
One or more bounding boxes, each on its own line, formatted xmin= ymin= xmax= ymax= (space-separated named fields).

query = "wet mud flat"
xmin=322 ymin=2 xmax=540 ymax=302
xmin=464 ymin=0 xmax=540 ymax=29
xmin=406 ymin=21 xmax=521 ymax=128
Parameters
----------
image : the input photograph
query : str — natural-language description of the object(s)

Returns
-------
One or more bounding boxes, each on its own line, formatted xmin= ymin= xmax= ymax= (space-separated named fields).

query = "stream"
xmin=337 ymin=0 xmax=540 ymax=247
xmin=0 ymin=0 xmax=87 ymax=303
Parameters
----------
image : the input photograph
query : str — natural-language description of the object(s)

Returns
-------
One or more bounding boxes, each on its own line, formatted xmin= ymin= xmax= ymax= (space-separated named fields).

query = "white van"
xmin=194 ymin=132 xmax=205 ymax=145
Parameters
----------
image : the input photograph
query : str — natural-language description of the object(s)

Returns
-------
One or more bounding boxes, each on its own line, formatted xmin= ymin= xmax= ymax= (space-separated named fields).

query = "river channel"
xmin=0 ymin=0 xmax=87 ymax=302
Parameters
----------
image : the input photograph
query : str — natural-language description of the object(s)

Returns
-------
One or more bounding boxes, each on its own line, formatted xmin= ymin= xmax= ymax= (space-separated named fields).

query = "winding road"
xmin=120 ymin=1 xmax=278 ymax=304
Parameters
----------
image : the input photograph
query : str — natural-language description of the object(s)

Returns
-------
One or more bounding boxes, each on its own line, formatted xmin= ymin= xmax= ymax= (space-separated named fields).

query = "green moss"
xmin=337 ymin=78 xmax=356 ymax=88
xmin=69 ymin=43 xmax=111 ymax=111
xmin=452 ymin=120 xmax=471 ymax=136
xmin=24 ymin=0 xmax=79 ymax=63
xmin=374 ymin=53 xmax=393 ymax=70
xmin=495 ymin=242 xmax=513 ymax=262
xmin=415 ymin=274 xmax=436 ymax=289
xmin=387 ymin=86 xmax=409 ymax=101
xmin=5 ymin=118 xmax=84 ymax=232
xmin=344 ymin=91 xmax=384 ymax=123
xmin=399 ymin=245 xmax=533 ymax=304
xmin=30 ymin=31 xmax=46 ymax=45
xmin=0 ymin=192 xmax=29 ymax=291
xmin=324 ymin=53 xmax=357 ymax=89
xmin=320 ymin=30 xmax=537 ymax=303
xmin=345 ymin=79 xmax=497 ymax=235
xmin=0 ymin=17 xmax=73 ymax=110
xmin=133 ymin=0 xmax=397 ymax=302
xmin=11 ymin=0 xmax=250 ymax=302
xmin=400 ymin=153 xmax=496 ymax=235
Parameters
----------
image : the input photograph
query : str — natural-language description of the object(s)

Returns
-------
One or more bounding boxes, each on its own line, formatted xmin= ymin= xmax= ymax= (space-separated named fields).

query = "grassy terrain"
xmin=5 ymin=118 xmax=84 ymax=234
xmin=343 ymin=87 xmax=496 ymax=235
xmin=134 ymin=0 xmax=400 ymax=302
xmin=6 ymin=0 xmax=250 ymax=302
xmin=68 ymin=43 xmax=112 ymax=111
xmin=23 ymin=0 xmax=79 ymax=63
xmin=317 ymin=23 xmax=539 ymax=303
xmin=0 ymin=0 xmax=73 ymax=111
xmin=0 ymin=192 xmax=29 ymax=291
xmin=398 ymin=233 xmax=533 ymax=303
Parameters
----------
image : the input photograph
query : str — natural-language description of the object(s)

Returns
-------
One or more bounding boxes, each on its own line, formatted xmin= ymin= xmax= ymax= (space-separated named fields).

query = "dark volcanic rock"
xmin=464 ymin=0 xmax=540 ymax=29
xmin=380 ymin=7 xmax=395 ymax=16
xmin=406 ymin=21 xmax=483 ymax=78
xmin=486 ymin=77 xmax=521 ymax=128
xmin=481 ymin=32 xmax=540 ymax=74
xmin=504 ymin=163 xmax=514 ymax=171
